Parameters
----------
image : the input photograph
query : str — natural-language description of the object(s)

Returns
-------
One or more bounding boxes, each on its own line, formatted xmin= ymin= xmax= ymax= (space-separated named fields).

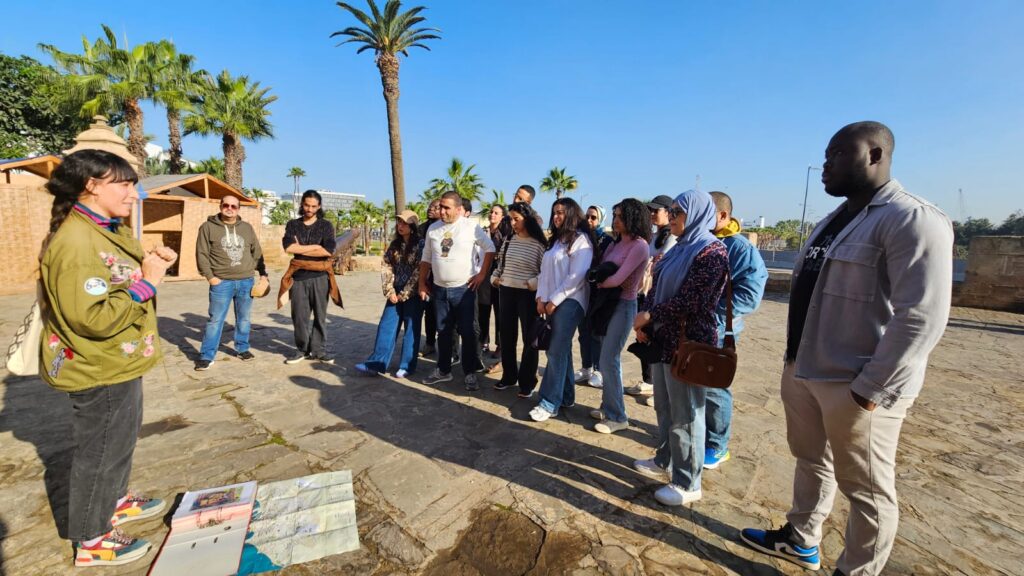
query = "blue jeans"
xmin=598 ymin=299 xmax=637 ymax=424
xmin=364 ymin=297 xmax=423 ymax=374
xmin=537 ymin=299 xmax=584 ymax=415
xmin=200 ymin=277 xmax=255 ymax=361
xmin=705 ymin=387 xmax=732 ymax=453
xmin=652 ymin=362 xmax=706 ymax=491
xmin=433 ymin=284 xmax=483 ymax=374
xmin=577 ymin=315 xmax=601 ymax=371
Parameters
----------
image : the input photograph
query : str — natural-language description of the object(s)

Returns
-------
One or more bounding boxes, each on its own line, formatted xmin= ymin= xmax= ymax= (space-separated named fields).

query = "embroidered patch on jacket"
xmin=142 ymin=333 xmax=156 ymax=357
xmin=47 ymin=334 xmax=60 ymax=351
xmin=83 ymin=277 xmax=109 ymax=296
xmin=120 ymin=341 xmax=139 ymax=356
xmin=99 ymin=252 xmax=143 ymax=285
xmin=49 ymin=348 xmax=73 ymax=378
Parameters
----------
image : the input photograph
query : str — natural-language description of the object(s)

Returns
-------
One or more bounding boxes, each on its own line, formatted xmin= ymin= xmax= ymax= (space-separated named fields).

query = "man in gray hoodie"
xmin=194 ymin=196 xmax=268 ymax=370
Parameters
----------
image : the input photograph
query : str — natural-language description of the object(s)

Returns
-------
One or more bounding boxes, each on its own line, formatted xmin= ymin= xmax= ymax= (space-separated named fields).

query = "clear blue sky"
xmin=4 ymin=0 xmax=1021 ymax=226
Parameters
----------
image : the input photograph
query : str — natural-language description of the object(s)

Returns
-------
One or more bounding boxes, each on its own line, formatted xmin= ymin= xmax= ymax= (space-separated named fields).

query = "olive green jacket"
xmin=39 ymin=209 xmax=161 ymax=392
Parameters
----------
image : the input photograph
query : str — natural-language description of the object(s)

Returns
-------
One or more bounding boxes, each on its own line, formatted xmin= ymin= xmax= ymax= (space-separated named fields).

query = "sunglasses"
xmin=221 ymin=203 xmax=239 ymax=209
xmin=668 ymin=207 xmax=685 ymax=218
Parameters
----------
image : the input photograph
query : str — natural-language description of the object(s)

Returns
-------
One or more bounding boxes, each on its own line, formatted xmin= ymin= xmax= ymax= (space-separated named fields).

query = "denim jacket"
xmin=791 ymin=179 xmax=953 ymax=409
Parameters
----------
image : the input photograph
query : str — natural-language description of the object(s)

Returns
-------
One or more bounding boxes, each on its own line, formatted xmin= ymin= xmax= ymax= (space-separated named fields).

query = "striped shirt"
xmin=494 ymin=235 xmax=545 ymax=290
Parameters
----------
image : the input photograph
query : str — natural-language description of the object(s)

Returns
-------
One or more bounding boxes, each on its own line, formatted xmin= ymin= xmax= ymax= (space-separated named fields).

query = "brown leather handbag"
xmin=670 ymin=274 xmax=736 ymax=388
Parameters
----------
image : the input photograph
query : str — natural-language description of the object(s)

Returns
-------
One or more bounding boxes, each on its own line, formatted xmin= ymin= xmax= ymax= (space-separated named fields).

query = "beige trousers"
xmin=781 ymin=362 xmax=914 ymax=576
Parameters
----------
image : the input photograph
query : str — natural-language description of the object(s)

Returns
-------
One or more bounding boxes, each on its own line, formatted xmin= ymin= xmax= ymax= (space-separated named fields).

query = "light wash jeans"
xmin=363 ymin=297 xmax=423 ymax=374
xmin=200 ymin=277 xmax=255 ymax=361
xmin=597 ymin=299 xmax=636 ymax=423
xmin=652 ymin=362 xmax=706 ymax=491
xmin=537 ymin=299 xmax=584 ymax=415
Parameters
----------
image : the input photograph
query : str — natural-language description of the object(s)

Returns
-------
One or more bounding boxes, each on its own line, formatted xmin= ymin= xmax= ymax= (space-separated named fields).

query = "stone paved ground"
xmin=1 ymin=273 xmax=1021 ymax=576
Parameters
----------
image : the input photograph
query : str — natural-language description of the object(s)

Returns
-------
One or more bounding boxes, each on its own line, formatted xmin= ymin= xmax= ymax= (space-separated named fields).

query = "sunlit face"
xmin=668 ymin=203 xmax=687 ymax=236
xmin=301 ymin=197 xmax=320 ymax=219
xmin=514 ymin=188 xmax=532 ymax=204
xmin=428 ymin=200 xmax=440 ymax=218
xmin=612 ymin=208 xmax=626 ymax=235
xmin=396 ymin=218 xmax=411 ymax=236
xmin=83 ymin=173 xmax=138 ymax=219
xmin=651 ymin=207 xmax=669 ymax=227
xmin=585 ymin=208 xmax=601 ymax=231
xmin=551 ymin=204 xmax=567 ymax=229
xmin=510 ymin=210 xmax=526 ymax=234
xmin=489 ymin=206 xmax=504 ymax=226
xmin=220 ymin=197 xmax=240 ymax=220
xmin=439 ymin=197 xmax=459 ymax=223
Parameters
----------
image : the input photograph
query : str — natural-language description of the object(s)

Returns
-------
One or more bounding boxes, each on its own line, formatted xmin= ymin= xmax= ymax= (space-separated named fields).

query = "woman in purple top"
xmin=632 ymin=190 xmax=729 ymax=507
xmin=590 ymin=199 xmax=651 ymax=434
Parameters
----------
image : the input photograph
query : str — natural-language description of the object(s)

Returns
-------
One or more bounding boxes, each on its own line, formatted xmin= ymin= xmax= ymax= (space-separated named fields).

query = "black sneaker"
xmin=194 ymin=359 xmax=213 ymax=371
xmin=739 ymin=523 xmax=821 ymax=570
xmin=238 ymin=351 xmax=255 ymax=362
xmin=493 ymin=381 xmax=515 ymax=391
xmin=312 ymin=354 xmax=335 ymax=365
xmin=285 ymin=352 xmax=309 ymax=364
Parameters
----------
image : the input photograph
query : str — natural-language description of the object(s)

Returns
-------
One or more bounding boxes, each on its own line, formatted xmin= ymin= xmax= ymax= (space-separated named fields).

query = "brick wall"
xmin=954 ymin=236 xmax=1024 ymax=312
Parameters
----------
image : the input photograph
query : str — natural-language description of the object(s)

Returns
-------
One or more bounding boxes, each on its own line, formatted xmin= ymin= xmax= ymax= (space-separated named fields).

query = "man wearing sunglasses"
xmin=195 ymin=195 xmax=268 ymax=370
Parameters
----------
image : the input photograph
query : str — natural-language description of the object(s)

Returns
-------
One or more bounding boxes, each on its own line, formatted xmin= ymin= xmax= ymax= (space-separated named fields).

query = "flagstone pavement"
xmin=0 ymin=273 xmax=1021 ymax=575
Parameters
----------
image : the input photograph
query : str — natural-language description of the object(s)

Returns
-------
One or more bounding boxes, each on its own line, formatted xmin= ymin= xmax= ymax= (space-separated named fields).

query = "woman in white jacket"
xmin=530 ymin=198 xmax=595 ymax=422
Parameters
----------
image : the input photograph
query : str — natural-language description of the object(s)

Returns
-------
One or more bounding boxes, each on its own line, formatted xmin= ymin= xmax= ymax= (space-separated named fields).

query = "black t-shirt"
xmin=785 ymin=207 xmax=861 ymax=361
xmin=282 ymin=218 xmax=337 ymax=281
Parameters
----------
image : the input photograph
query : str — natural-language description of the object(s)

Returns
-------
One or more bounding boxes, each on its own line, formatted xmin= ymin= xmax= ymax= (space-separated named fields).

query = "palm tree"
xmin=152 ymin=41 xmax=208 ymax=174
xmin=40 ymin=25 xmax=163 ymax=173
xmin=425 ymin=157 xmax=485 ymax=202
xmin=478 ymin=189 xmax=507 ymax=216
xmin=184 ymin=70 xmax=276 ymax=189
xmin=406 ymin=200 xmax=427 ymax=223
xmin=332 ymin=0 xmax=441 ymax=214
xmin=540 ymin=166 xmax=579 ymax=199
xmin=349 ymin=199 xmax=379 ymax=254
xmin=287 ymin=167 xmax=307 ymax=212
xmin=188 ymin=156 xmax=225 ymax=180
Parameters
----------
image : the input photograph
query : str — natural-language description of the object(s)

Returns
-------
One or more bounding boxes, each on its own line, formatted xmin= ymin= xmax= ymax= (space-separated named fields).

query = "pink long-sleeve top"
xmin=597 ymin=235 xmax=651 ymax=300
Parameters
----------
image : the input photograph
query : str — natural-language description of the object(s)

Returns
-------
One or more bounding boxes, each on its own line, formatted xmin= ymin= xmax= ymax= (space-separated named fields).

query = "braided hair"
xmin=43 ymin=150 xmax=138 ymax=247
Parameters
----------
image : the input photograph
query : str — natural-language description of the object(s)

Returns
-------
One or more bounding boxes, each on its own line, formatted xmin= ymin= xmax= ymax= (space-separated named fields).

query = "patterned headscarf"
xmin=652 ymin=190 xmax=721 ymax=305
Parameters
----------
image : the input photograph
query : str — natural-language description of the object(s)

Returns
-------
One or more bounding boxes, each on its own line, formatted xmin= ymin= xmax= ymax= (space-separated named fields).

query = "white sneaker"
xmin=589 ymin=409 xmax=605 ymax=421
xmin=395 ymin=369 xmax=408 ymax=379
xmin=633 ymin=458 xmax=669 ymax=479
xmin=587 ymin=371 xmax=604 ymax=388
xmin=625 ymin=382 xmax=654 ymax=395
xmin=654 ymin=483 xmax=702 ymax=506
xmin=573 ymin=367 xmax=593 ymax=383
xmin=594 ymin=420 xmax=628 ymax=434
xmin=529 ymin=406 xmax=555 ymax=422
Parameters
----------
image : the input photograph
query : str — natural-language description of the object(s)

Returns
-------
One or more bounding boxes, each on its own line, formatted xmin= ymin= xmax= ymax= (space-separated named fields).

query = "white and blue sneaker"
xmin=703 ymin=447 xmax=731 ymax=469
xmin=739 ymin=523 xmax=821 ymax=570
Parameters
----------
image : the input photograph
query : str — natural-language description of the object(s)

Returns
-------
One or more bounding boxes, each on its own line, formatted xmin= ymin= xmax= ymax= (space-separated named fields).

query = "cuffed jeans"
xmin=290 ymin=275 xmax=330 ymax=356
xmin=199 ymin=277 xmax=255 ymax=361
xmin=497 ymin=286 xmax=539 ymax=393
xmin=781 ymin=362 xmax=913 ymax=576
xmin=67 ymin=378 xmax=143 ymax=541
xmin=433 ymin=284 xmax=483 ymax=374
xmin=651 ymin=362 xmax=706 ymax=491
xmin=597 ymin=299 xmax=636 ymax=423
xmin=364 ymin=297 xmax=422 ymax=374
xmin=537 ymin=299 xmax=584 ymax=415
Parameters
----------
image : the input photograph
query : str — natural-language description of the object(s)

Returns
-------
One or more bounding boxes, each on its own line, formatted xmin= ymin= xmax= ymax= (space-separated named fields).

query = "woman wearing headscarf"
xmin=573 ymin=205 xmax=613 ymax=388
xmin=631 ymin=190 xmax=729 ymax=506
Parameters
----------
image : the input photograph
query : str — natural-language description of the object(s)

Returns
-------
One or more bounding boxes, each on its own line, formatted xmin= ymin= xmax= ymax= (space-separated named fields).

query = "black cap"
xmin=646 ymin=195 xmax=673 ymax=211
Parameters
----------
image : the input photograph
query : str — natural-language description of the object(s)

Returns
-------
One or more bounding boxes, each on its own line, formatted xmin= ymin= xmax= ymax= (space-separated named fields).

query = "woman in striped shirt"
xmin=491 ymin=202 xmax=548 ymax=396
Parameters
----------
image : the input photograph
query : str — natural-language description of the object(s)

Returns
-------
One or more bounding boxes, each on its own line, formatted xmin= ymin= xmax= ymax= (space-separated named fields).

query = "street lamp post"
xmin=798 ymin=165 xmax=822 ymax=248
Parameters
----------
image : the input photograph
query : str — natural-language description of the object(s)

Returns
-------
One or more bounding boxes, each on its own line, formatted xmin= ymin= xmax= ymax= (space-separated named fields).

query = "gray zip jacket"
xmin=791 ymin=179 xmax=953 ymax=408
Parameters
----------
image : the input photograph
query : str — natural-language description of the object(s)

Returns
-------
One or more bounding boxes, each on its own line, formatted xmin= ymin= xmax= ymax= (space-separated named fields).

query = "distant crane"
xmin=958 ymin=188 xmax=967 ymax=222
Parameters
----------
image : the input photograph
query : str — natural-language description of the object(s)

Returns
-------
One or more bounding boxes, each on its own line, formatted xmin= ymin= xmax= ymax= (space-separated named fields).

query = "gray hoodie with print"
xmin=196 ymin=214 xmax=266 ymax=280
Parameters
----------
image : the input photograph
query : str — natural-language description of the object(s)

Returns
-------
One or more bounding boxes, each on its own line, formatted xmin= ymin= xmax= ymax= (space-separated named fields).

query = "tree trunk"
xmin=556 ymin=189 xmax=564 ymax=199
xmin=167 ymin=107 xmax=183 ymax=174
xmin=222 ymin=133 xmax=244 ymax=189
xmin=124 ymin=98 xmax=147 ymax=177
xmin=377 ymin=54 xmax=405 ymax=214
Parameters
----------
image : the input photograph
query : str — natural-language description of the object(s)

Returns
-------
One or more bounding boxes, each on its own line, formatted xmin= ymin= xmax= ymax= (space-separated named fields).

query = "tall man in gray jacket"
xmin=195 ymin=196 xmax=268 ymax=370
xmin=741 ymin=122 xmax=953 ymax=576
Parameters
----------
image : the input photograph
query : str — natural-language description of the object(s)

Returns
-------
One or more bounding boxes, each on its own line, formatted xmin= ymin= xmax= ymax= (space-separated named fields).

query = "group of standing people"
xmin=35 ymin=120 xmax=955 ymax=575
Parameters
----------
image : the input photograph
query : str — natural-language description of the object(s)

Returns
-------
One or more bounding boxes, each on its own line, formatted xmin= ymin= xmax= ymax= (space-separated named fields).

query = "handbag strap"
xmin=678 ymin=271 xmax=734 ymax=350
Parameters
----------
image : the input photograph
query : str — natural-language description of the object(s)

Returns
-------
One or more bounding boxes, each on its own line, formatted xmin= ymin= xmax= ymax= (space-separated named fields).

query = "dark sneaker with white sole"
xmin=739 ymin=523 xmax=821 ymax=570
xmin=194 ymin=359 xmax=213 ymax=371
xmin=238 ymin=351 xmax=255 ymax=361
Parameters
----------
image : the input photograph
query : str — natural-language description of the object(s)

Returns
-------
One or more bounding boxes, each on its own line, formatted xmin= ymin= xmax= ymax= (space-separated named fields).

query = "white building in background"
xmin=313 ymin=189 xmax=365 ymax=214
xmin=258 ymin=191 xmax=282 ymax=225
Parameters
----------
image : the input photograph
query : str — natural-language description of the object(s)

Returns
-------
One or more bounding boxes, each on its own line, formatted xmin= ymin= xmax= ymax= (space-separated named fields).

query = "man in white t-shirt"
xmin=419 ymin=191 xmax=495 ymax=390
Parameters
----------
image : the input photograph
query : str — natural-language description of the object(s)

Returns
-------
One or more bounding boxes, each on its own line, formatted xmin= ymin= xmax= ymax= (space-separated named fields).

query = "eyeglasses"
xmin=668 ymin=207 xmax=685 ymax=218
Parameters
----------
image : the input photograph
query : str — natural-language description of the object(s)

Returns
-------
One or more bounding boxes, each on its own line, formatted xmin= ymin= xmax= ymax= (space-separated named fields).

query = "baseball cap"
xmin=646 ymin=195 xmax=673 ymax=211
xmin=396 ymin=210 xmax=419 ymax=225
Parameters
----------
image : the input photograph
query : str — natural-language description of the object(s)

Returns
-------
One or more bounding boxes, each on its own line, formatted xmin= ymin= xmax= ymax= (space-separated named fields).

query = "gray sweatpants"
xmin=290 ymin=275 xmax=330 ymax=356
xmin=781 ymin=362 xmax=914 ymax=576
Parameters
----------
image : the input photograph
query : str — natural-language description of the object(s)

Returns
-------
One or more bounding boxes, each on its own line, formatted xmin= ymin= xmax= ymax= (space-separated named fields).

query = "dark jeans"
xmin=478 ymin=282 xmax=501 ymax=349
xmin=577 ymin=315 xmax=601 ymax=371
xmin=498 ymin=286 xmax=539 ymax=393
xmin=423 ymin=296 xmax=437 ymax=346
xmin=638 ymin=292 xmax=651 ymax=383
xmin=67 ymin=378 xmax=143 ymax=541
xmin=290 ymin=275 xmax=330 ymax=356
xmin=433 ymin=284 xmax=483 ymax=374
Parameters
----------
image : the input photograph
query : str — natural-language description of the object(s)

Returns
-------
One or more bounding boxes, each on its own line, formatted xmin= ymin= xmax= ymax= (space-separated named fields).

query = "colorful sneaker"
xmin=654 ymin=483 xmax=702 ymax=506
xmin=74 ymin=529 xmax=151 ymax=567
xmin=739 ymin=523 xmax=821 ymax=570
xmin=424 ymin=369 xmax=453 ymax=385
xmin=111 ymin=492 xmax=166 ymax=526
xmin=704 ymin=448 xmax=731 ymax=469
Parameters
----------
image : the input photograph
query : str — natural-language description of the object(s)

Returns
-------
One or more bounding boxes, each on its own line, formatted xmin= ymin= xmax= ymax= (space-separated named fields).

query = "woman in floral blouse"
xmin=356 ymin=210 xmax=424 ymax=378
xmin=631 ymin=190 xmax=729 ymax=507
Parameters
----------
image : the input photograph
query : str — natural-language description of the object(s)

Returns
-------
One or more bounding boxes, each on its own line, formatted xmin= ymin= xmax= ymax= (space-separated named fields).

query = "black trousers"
xmin=290 ymin=275 xmax=330 ymax=356
xmin=424 ymin=296 xmax=437 ymax=346
xmin=477 ymin=281 xmax=501 ymax=349
xmin=67 ymin=378 xmax=143 ymax=541
xmin=498 ymin=286 xmax=540 ymax=393
xmin=637 ymin=292 xmax=652 ymax=383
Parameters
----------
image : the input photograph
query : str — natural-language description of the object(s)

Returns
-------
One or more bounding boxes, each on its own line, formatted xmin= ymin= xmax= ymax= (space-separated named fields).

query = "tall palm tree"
xmin=349 ymin=199 xmax=379 ymax=254
xmin=188 ymin=156 xmax=225 ymax=180
xmin=540 ymin=167 xmax=579 ymax=199
xmin=153 ymin=41 xmax=208 ymax=174
xmin=185 ymin=70 xmax=276 ymax=189
xmin=287 ymin=166 xmax=307 ymax=212
xmin=332 ymin=0 xmax=441 ymax=214
xmin=425 ymin=157 xmax=485 ymax=202
xmin=40 ymin=25 xmax=163 ymax=173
